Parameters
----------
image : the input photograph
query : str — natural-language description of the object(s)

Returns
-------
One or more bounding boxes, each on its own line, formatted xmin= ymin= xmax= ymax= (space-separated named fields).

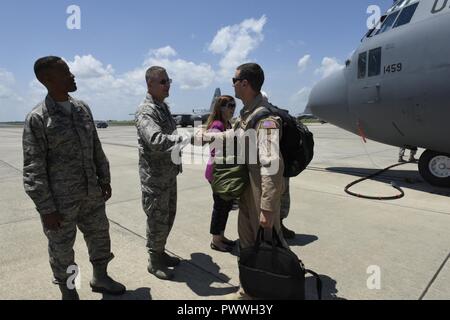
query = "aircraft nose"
xmin=307 ymin=69 xmax=351 ymax=131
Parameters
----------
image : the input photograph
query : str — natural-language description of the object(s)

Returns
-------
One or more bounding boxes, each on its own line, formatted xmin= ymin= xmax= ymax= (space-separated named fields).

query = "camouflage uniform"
xmin=23 ymin=95 xmax=114 ymax=285
xmin=135 ymin=93 xmax=182 ymax=255
xmin=235 ymin=94 xmax=287 ymax=249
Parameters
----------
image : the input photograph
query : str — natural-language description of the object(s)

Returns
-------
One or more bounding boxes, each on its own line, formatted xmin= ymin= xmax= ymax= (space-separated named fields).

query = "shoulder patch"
xmin=261 ymin=120 xmax=277 ymax=129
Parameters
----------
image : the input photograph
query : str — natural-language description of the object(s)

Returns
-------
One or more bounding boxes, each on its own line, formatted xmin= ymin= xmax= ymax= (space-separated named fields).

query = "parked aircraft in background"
xmin=307 ymin=0 xmax=450 ymax=187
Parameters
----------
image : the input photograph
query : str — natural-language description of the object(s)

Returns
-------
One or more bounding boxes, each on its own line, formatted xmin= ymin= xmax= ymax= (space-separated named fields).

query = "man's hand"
xmin=42 ymin=213 xmax=63 ymax=231
xmin=193 ymin=127 xmax=216 ymax=146
xmin=180 ymin=132 xmax=193 ymax=148
xmin=100 ymin=183 xmax=112 ymax=202
xmin=260 ymin=210 xmax=275 ymax=229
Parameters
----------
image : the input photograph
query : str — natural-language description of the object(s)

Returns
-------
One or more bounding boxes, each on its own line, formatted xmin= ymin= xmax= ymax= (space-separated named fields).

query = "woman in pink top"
xmin=205 ymin=95 xmax=236 ymax=252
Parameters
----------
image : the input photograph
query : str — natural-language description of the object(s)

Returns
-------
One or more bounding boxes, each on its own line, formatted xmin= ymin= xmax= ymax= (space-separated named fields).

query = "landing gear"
xmin=418 ymin=150 xmax=450 ymax=188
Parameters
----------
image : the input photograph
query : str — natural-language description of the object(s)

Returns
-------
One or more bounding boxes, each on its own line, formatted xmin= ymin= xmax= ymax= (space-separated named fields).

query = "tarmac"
xmin=0 ymin=124 xmax=449 ymax=300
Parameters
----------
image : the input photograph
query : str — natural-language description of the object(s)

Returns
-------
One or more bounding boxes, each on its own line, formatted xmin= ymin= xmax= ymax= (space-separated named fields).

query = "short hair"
xmin=34 ymin=56 xmax=62 ymax=83
xmin=237 ymin=63 xmax=265 ymax=93
xmin=145 ymin=66 xmax=166 ymax=85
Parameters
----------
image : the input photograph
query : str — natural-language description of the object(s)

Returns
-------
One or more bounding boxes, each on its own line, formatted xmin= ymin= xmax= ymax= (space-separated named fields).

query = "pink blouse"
xmin=205 ymin=121 xmax=226 ymax=183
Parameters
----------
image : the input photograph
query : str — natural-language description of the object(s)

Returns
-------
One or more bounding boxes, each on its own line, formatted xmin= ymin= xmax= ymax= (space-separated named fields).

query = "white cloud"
xmin=28 ymin=79 xmax=47 ymax=104
xmin=0 ymin=69 xmax=28 ymax=121
xmin=315 ymin=57 xmax=344 ymax=79
xmin=0 ymin=84 xmax=14 ymax=100
xmin=144 ymin=46 xmax=215 ymax=90
xmin=0 ymin=69 xmax=15 ymax=86
xmin=0 ymin=69 xmax=17 ymax=99
xmin=0 ymin=69 xmax=23 ymax=102
xmin=59 ymin=55 xmax=145 ymax=119
xmin=209 ymin=15 xmax=267 ymax=80
xmin=290 ymin=87 xmax=311 ymax=113
xmin=20 ymin=52 xmax=216 ymax=120
xmin=67 ymin=55 xmax=115 ymax=79
xmin=66 ymin=55 xmax=144 ymax=96
xmin=150 ymin=46 xmax=177 ymax=59
xmin=297 ymin=54 xmax=311 ymax=73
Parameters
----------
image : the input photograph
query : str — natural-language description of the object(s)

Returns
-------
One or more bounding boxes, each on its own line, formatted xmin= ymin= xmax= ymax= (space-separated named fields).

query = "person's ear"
xmin=41 ymin=74 xmax=51 ymax=87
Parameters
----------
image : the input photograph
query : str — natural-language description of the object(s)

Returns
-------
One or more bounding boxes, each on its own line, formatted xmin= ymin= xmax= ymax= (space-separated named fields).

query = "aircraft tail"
xmin=209 ymin=88 xmax=221 ymax=112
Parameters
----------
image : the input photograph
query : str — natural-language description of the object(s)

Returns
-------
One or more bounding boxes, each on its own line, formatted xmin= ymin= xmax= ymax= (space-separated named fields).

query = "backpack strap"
xmin=243 ymin=106 xmax=271 ymax=130
xmin=305 ymin=269 xmax=323 ymax=300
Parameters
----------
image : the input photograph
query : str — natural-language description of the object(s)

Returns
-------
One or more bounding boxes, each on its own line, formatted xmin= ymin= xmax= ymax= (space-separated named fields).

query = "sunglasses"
xmin=222 ymin=102 xmax=236 ymax=109
xmin=232 ymin=78 xmax=245 ymax=84
xmin=159 ymin=79 xmax=172 ymax=85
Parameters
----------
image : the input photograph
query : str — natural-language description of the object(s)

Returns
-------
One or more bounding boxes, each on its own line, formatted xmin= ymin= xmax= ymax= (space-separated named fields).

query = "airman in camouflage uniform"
xmin=23 ymin=56 xmax=125 ymax=300
xmin=135 ymin=66 xmax=188 ymax=281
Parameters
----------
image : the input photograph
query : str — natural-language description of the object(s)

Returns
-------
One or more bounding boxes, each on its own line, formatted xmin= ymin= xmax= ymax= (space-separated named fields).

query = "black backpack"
xmin=239 ymin=228 xmax=322 ymax=300
xmin=248 ymin=105 xmax=314 ymax=178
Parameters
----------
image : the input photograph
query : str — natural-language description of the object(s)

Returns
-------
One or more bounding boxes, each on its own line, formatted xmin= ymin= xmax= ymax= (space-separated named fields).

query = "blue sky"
xmin=0 ymin=0 xmax=393 ymax=121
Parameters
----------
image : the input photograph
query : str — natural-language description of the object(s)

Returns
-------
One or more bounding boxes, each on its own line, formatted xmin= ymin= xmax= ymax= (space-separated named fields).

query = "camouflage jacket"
xmin=23 ymin=95 xmax=110 ymax=215
xmin=135 ymin=94 xmax=182 ymax=180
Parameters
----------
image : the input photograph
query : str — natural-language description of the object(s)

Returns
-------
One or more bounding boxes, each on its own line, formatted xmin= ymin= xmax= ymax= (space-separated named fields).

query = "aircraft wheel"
xmin=418 ymin=150 xmax=450 ymax=188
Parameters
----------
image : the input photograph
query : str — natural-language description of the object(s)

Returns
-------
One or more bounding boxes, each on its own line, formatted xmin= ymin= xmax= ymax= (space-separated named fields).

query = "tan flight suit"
xmin=235 ymin=94 xmax=286 ymax=249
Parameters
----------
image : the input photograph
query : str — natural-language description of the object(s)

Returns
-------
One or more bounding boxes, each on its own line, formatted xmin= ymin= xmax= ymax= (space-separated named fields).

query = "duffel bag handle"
xmin=255 ymin=227 xmax=284 ymax=250
xmin=305 ymin=269 xmax=323 ymax=300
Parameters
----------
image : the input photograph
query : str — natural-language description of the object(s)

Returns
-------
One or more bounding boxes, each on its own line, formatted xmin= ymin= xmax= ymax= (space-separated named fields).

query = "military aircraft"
xmin=307 ymin=0 xmax=450 ymax=187
xmin=172 ymin=88 xmax=221 ymax=127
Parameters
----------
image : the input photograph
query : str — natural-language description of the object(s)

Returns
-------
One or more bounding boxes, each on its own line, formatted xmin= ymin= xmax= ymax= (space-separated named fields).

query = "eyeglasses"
xmin=232 ymin=78 xmax=245 ymax=85
xmin=223 ymin=102 xmax=236 ymax=109
xmin=159 ymin=79 xmax=172 ymax=85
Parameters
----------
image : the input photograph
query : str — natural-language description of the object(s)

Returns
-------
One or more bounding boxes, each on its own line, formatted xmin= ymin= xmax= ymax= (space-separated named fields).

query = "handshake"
xmin=176 ymin=127 xmax=227 ymax=149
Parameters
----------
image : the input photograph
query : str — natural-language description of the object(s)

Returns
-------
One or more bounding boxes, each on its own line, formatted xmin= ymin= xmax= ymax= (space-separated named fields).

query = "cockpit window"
xmin=393 ymin=2 xmax=419 ymax=28
xmin=368 ymin=47 xmax=382 ymax=77
xmin=376 ymin=11 xmax=400 ymax=35
xmin=365 ymin=15 xmax=386 ymax=38
xmin=358 ymin=52 xmax=367 ymax=79
xmin=387 ymin=0 xmax=417 ymax=14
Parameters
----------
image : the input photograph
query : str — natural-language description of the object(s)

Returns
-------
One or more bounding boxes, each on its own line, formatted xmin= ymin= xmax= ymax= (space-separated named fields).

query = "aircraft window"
xmin=376 ymin=11 xmax=400 ymax=35
xmin=368 ymin=47 xmax=382 ymax=77
xmin=393 ymin=2 xmax=419 ymax=28
xmin=358 ymin=52 xmax=367 ymax=79
xmin=388 ymin=0 xmax=415 ymax=13
xmin=365 ymin=15 xmax=386 ymax=38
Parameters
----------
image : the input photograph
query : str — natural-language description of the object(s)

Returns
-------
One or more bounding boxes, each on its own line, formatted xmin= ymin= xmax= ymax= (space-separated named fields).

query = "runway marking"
xmin=0 ymin=216 xmax=39 ymax=227
xmin=0 ymin=160 xmax=22 ymax=173
xmin=419 ymin=252 xmax=450 ymax=300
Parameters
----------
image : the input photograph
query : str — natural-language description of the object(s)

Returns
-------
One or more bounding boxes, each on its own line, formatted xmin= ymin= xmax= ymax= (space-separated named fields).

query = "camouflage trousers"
xmin=142 ymin=176 xmax=177 ymax=254
xmin=41 ymin=196 xmax=114 ymax=285
xmin=280 ymin=178 xmax=290 ymax=220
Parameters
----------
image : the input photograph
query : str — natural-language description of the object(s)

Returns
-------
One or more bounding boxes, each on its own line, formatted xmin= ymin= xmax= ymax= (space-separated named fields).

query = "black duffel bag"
xmin=239 ymin=227 xmax=322 ymax=300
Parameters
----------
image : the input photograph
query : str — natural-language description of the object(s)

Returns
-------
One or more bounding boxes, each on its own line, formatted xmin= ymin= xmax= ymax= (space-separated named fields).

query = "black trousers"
xmin=210 ymin=194 xmax=233 ymax=236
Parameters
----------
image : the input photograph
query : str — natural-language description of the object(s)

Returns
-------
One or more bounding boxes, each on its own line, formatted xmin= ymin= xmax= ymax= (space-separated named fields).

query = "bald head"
xmin=145 ymin=66 xmax=171 ymax=103
xmin=145 ymin=66 xmax=167 ymax=86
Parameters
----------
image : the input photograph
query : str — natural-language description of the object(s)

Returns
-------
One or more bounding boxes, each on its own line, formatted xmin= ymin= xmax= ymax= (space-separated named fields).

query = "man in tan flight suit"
xmin=196 ymin=63 xmax=287 ymax=299
xmin=232 ymin=63 xmax=286 ymax=249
